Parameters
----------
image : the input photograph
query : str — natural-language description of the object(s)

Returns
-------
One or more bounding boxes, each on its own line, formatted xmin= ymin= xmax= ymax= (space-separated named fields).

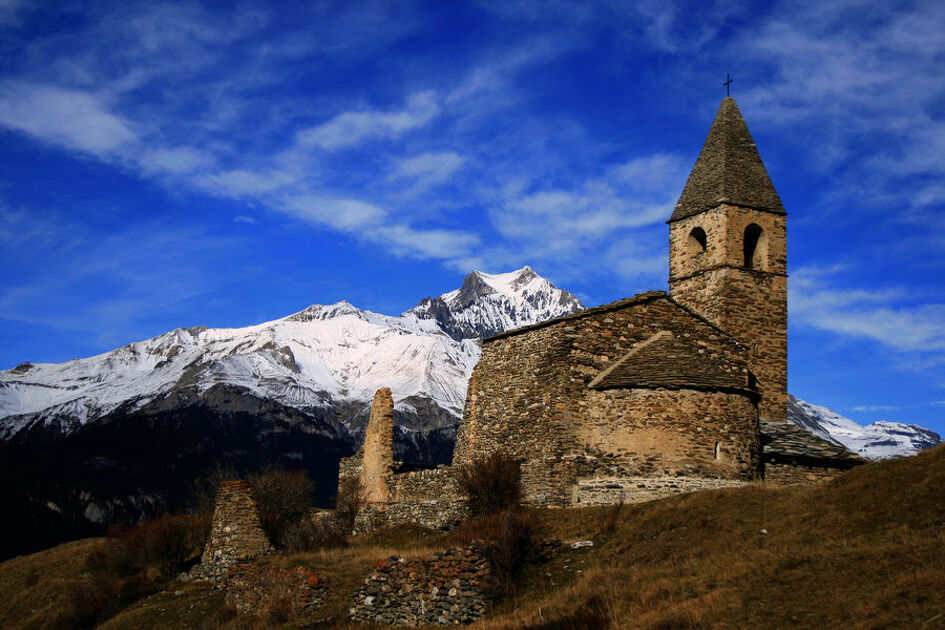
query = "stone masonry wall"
xmin=356 ymin=466 xmax=466 ymax=531
xmin=583 ymin=388 xmax=760 ymax=480
xmin=764 ymin=461 xmax=849 ymax=486
xmin=349 ymin=545 xmax=494 ymax=626
xmin=390 ymin=466 xmax=461 ymax=502
xmin=357 ymin=500 xmax=468 ymax=532
xmin=195 ymin=481 xmax=274 ymax=583
xmin=455 ymin=294 xmax=753 ymax=507
xmin=575 ymin=476 xmax=747 ymax=505
xmin=669 ymin=205 xmax=787 ymax=423
xmin=224 ymin=563 xmax=329 ymax=617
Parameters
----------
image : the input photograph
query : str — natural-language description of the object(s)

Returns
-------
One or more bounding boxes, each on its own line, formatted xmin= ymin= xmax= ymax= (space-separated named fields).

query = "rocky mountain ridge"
xmin=787 ymin=395 xmax=941 ymax=460
xmin=0 ymin=267 xmax=582 ymax=446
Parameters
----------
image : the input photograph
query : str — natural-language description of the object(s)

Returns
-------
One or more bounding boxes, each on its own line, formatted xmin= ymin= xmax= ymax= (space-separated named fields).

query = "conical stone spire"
xmin=670 ymin=97 xmax=784 ymax=222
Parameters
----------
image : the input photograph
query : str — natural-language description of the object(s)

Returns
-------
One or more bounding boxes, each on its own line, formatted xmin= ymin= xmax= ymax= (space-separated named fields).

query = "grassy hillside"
xmin=3 ymin=444 xmax=944 ymax=629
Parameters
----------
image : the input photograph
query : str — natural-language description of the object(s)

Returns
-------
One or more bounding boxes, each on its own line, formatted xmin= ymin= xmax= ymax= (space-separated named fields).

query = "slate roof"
xmin=761 ymin=419 xmax=867 ymax=467
xmin=484 ymin=291 xmax=669 ymax=341
xmin=670 ymin=97 xmax=785 ymax=222
xmin=588 ymin=330 xmax=755 ymax=395
xmin=484 ymin=290 xmax=743 ymax=347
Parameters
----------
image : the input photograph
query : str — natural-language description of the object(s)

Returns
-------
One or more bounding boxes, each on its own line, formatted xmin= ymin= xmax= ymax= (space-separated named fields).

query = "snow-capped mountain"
xmin=409 ymin=266 xmax=583 ymax=340
xmin=0 ymin=266 xmax=582 ymax=443
xmin=787 ymin=395 xmax=942 ymax=460
xmin=0 ymin=265 xmax=582 ymax=559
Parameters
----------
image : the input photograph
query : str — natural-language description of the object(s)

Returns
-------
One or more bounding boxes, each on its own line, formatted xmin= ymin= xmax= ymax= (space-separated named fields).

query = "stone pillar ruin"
xmin=361 ymin=387 xmax=394 ymax=503
xmin=195 ymin=480 xmax=274 ymax=582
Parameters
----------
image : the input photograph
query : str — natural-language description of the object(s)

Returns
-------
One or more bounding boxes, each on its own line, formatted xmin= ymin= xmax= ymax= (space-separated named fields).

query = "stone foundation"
xmin=224 ymin=564 xmax=329 ymax=617
xmin=574 ymin=476 xmax=747 ymax=505
xmin=763 ymin=461 xmax=850 ymax=486
xmin=349 ymin=545 xmax=494 ymax=626
xmin=357 ymin=500 xmax=467 ymax=532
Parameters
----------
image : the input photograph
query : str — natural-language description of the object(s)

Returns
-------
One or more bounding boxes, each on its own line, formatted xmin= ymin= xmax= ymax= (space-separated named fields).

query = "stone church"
xmin=341 ymin=97 xmax=864 ymax=527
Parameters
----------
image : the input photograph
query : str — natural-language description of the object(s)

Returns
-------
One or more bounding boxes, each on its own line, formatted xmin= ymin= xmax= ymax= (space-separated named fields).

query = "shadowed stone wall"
xmin=195 ymin=481 xmax=273 ymax=582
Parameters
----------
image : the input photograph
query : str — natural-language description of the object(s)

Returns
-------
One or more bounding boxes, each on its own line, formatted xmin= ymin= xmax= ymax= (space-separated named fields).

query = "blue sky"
xmin=0 ymin=1 xmax=943 ymax=433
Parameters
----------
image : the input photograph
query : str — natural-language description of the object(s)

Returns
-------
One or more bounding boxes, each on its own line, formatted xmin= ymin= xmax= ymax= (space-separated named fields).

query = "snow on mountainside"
xmin=788 ymin=395 xmax=942 ymax=460
xmin=408 ymin=266 xmax=583 ymax=340
xmin=2 ymin=264 xmax=939 ymax=462
xmin=0 ymin=267 xmax=578 ymax=442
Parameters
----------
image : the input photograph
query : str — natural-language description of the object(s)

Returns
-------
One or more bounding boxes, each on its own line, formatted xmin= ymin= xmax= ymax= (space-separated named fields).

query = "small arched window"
xmin=687 ymin=227 xmax=707 ymax=255
xmin=743 ymin=224 xmax=765 ymax=269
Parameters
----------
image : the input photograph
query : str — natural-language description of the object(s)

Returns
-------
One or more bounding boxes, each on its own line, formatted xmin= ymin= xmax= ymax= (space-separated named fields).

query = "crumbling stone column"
xmin=362 ymin=387 xmax=394 ymax=503
xmin=194 ymin=480 xmax=273 ymax=582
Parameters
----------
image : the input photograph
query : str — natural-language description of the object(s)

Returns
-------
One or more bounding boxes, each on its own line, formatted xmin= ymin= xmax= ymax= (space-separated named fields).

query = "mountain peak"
xmin=408 ymin=266 xmax=583 ymax=341
xmin=787 ymin=395 xmax=942 ymax=459
xmin=287 ymin=300 xmax=362 ymax=322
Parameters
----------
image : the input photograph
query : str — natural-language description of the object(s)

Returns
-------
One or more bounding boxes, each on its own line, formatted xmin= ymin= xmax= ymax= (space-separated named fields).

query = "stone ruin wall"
xmin=357 ymin=466 xmax=466 ymax=531
xmin=349 ymin=545 xmax=494 ymax=626
xmin=224 ymin=563 xmax=329 ymax=617
xmin=763 ymin=461 xmax=852 ymax=486
xmin=194 ymin=480 xmax=273 ymax=582
xmin=341 ymin=388 xmax=465 ymax=531
xmin=669 ymin=206 xmax=788 ymax=423
xmin=455 ymin=295 xmax=758 ymax=506
xmin=362 ymin=387 xmax=395 ymax=502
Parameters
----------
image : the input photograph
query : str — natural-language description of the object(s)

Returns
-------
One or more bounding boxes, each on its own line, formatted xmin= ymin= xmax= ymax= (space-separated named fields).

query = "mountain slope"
xmin=787 ymin=394 xmax=941 ymax=460
xmin=0 ymin=266 xmax=582 ymax=443
xmin=408 ymin=266 xmax=583 ymax=340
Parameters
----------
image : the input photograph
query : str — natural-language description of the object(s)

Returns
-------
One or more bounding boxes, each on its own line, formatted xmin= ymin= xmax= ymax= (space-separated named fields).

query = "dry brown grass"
xmin=4 ymin=444 xmax=945 ymax=629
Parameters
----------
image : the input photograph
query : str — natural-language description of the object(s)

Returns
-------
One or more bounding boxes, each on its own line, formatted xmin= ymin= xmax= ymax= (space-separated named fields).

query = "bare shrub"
xmin=333 ymin=476 xmax=365 ymax=533
xmin=52 ymin=567 xmax=154 ymax=630
xmin=190 ymin=463 xmax=241 ymax=515
xmin=278 ymin=478 xmax=363 ymax=552
xmin=24 ymin=566 xmax=40 ymax=587
xmin=130 ymin=512 xmax=211 ymax=578
xmin=280 ymin=515 xmax=347 ymax=553
xmin=598 ymin=501 xmax=623 ymax=538
xmin=486 ymin=509 xmax=537 ymax=596
xmin=456 ymin=451 xmax=522 ymax=516
xmin=525 ymin=597 xmax=610 ymax=629
xmin=249 ymin=468 xmax=315 ymax=547
xmin=449 ymin=508 xmax=537 ymax=596
xmin=265 ymin=596 xmax=293 ymax=625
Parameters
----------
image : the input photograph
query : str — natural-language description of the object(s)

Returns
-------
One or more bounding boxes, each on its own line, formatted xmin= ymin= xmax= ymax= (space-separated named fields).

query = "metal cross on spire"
xmin=723 ymin=73 xmax=733 ymax=97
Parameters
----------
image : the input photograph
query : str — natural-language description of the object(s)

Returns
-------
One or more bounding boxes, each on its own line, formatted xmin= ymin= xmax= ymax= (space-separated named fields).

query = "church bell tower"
xmin=668 ymin=97 xmax=787 ymax=423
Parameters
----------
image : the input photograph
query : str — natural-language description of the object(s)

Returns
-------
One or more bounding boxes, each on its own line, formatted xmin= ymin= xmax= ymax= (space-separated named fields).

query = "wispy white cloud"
xmin=385 ymin=225 xmax=479 ymax=259
xmin=734 ymin=0 xmax=945 ymax=218
xmin=0 ymin=211 xmax=242 ymax=345
xmin=297 ymin=92 xmax=440 ymax=150
xmin=196 ymin=169 xmax=297 ymax=198
xmin=138 ymin=146 xmax=216 ymax=174
xmin=0 ymin=0 xmax=21 ymax=25
xmin=0 ymin=82 xmax=136 ymax=155
xmin=851 ymin=404 xmax=904 ymax=412
xmin=487 ymin=153 xmax=687 ymax=259
xmin=791 ymin=266 xmax=945 ymax=355
xmin=391 ymin=152 xmax=465 ymax=189
xmin=281 ymin=196 xmax=386 ymax=232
